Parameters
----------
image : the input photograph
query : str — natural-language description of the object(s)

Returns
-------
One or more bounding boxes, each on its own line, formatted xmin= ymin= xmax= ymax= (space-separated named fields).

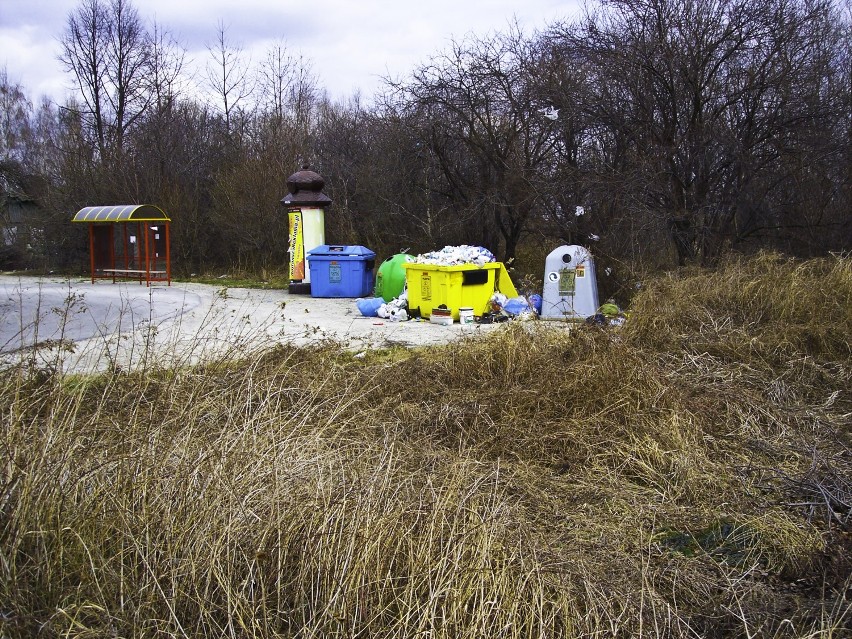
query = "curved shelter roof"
xmin=72 ymin=204 xmax=171 ymax=223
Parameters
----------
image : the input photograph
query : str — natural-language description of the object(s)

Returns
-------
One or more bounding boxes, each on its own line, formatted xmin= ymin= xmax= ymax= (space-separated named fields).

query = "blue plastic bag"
xmin=356 ymin=297 xmax=384 ymax=317
xmin=529 ymin=294 xmax=542 ymax=315
xmin=502 ymin=296 xmax=532 ymax=316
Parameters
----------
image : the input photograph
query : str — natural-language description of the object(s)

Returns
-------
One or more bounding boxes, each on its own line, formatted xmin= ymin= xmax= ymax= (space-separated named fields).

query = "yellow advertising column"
xmin=286 ymin=207 xmax=326 ymax=283
xmin=281 ymin=166 xmax=331 ymax=294
xmin=300 ymin=207 xmax=326 ymax=269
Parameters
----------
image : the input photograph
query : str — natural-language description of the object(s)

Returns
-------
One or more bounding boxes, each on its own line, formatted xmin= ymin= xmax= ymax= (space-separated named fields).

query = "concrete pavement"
xmin=0 ymin=275 xmax=497 ymax=373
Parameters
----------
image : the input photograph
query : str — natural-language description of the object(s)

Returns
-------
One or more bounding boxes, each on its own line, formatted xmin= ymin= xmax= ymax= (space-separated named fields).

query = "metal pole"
xmin=143 ymin=222 xmax=150 ymax=286
xmin=109 ymin=225 xmax=116 ymax=282
xmin=88 ymin=224 xmax=95 ymax=283
xmin=165 ymin=222 xmax=171 ymax=285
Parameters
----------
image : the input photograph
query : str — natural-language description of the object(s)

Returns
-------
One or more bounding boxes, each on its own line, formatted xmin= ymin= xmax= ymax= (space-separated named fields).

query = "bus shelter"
xmin=72 ymin=205 xmax=171 ymax=286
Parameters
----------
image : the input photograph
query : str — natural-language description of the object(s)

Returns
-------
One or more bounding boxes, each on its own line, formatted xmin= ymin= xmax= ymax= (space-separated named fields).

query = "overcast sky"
xmin=1 ymin=0 xmax=583 ymax=106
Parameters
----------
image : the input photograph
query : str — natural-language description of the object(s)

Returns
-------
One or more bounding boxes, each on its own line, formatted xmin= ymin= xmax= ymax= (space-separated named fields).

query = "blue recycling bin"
xmin=306 ymin=245 xmax=376 ymax=297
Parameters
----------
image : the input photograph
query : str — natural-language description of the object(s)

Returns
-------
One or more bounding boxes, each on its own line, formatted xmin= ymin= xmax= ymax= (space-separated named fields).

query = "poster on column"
xmin=288 ymin=211 xmax=304 ymax=280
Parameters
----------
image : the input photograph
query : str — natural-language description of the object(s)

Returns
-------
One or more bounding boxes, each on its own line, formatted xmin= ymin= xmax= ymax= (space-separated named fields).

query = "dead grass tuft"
xmin=1 ymin=253 xmax=850 ymax=637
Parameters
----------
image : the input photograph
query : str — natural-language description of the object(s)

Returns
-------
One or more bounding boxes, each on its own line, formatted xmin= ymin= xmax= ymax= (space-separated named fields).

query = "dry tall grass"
xmin=1 ymin=252 xmax=850 ymax=638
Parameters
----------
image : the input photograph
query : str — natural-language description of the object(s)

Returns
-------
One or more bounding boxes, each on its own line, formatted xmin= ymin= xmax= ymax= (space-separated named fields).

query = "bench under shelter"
xmin=73 ymin=204 xmax=171 ymax=286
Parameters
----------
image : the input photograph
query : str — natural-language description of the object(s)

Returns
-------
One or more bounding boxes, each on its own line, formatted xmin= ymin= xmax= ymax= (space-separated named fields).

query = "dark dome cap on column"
xmin=281 ymin=164 xmax=332 ymax=207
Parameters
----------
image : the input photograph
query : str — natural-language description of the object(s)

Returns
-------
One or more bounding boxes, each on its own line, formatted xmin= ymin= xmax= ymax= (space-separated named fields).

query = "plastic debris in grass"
xmin=529 ymin=293 xmax=543 ymax=315
xmin=585 ymin=301 xmax=627 ymax=327
xmin=488 ymin=292 xmax=537 ymax=320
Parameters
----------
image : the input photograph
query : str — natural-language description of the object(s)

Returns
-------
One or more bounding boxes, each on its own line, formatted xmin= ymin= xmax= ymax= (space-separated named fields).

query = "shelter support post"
xmin=88 ymin=225 xmax=95 ymax=284
xmin=143 ymin=221 xmax=150 ymax=286
xmin=165 ymin=222 xmax=171 ymax=285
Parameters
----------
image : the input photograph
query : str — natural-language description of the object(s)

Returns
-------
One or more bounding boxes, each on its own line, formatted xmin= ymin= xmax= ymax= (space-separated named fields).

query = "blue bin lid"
xmin=307 ymin=245 xmax=375 ymax=258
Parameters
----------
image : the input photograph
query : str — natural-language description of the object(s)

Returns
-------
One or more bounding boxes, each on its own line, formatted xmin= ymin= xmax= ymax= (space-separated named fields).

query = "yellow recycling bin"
xmin=402 ymin=262 xmax=517 ymax=319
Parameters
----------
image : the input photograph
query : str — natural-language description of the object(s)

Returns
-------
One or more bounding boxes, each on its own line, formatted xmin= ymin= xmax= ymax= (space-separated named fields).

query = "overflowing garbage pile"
xmin=359 ymin=245 xmax=500 ymax=322
xmin=355 ymin=244 xmax=625 ymax=327
xmin=412 ymin=245 xmax=495 ymax=266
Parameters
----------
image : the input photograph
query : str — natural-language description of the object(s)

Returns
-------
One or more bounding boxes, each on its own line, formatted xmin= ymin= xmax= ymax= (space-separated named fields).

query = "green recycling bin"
xmin=374 ymin=253 xmax=413 ymax=302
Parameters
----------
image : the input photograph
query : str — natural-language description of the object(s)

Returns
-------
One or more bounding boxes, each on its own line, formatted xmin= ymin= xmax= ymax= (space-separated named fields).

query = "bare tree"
xmin=0 ymin=69 xmax=33 ymax=166
xmin=547 ymin=0 xmax=851 ymax=264
xmin=59 ymin=0 xmax=152 ymax=159
xmin=256 ymin=39 xmax=318 ymax=133
xmin=205 ymin=22 xmax=253 ymax=138
xmin=148 ymin=21 xmax=185 ymax=116
xmin=392 ymin=26 xmax=562 ymax=260
xmin=123 ymin=22 xmax=188 ymax=202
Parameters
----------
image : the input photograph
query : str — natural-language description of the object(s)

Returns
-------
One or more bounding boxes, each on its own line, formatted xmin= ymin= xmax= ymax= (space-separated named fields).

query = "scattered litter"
xmin=386 ymin=307 xmax=408 ymax=322
xmin=376 ymin=290 xmax=409 ymax=321
xmin=488 ymin=292 xmax=538 ymax=321
xmin=490 ymin=292 xmax=508 ymax=309
xmin=357 ymin=290 xmax=411 ymax=322
xmin=504 ymin=297 xmax=535 ymax=318
xmin=585 ymin=301 xmax=628 ymax=327
xmin=430 ymin=307 xmax=453 ymax=326
xmin=598 ymin=302 xmax=621 ymax=316
xmin=478 ymin=312 xmax=509 ymax=324
xmin=489 ymin=292 xmax=536 ymax=320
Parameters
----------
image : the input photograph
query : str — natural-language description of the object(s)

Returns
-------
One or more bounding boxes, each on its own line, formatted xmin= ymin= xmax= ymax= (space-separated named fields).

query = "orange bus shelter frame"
xmin=72 ymin=205 xmax=171 ymax=286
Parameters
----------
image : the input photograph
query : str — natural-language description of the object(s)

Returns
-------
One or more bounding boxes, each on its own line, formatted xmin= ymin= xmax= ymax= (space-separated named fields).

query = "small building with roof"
xmin=72 ymin=204 xmax=171 ymax=286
